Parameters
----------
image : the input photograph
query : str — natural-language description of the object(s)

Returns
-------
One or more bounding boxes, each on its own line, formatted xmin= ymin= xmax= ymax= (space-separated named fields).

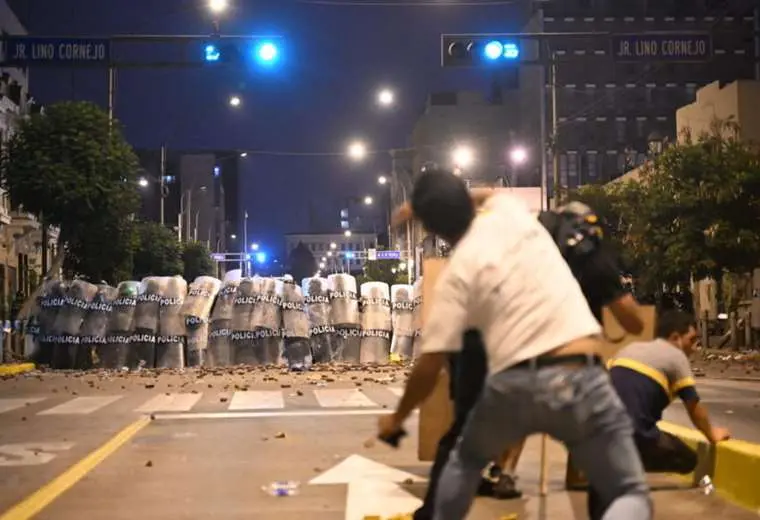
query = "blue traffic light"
xmin=483 ymin=40 xmax=520 ymax=61
xmin=205 ymin=44 xmax=221 ymax=62
xmin=254 ymin=41 xmax=279 ymax=65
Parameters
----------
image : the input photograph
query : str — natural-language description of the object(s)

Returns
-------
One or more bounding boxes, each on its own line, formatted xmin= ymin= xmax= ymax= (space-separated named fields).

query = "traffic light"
xmin=203 ymin=37 xmax=282 ymax=67
xmin=442 ymin=35 xmax=521 ymax=67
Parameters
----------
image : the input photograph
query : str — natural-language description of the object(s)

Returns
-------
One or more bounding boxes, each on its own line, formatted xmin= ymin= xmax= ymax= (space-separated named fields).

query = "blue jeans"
xmin=433 ymin=362 xmax=652 ymax=520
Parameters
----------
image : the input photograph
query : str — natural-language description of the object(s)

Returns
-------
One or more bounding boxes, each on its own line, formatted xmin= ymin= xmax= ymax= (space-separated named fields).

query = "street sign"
xmin=210 ymin=253 xmax=224 ymax=261
xmin=2 ymin=37 xmax=111 ymax=65
xmin=612 ymin=33 xmax=712 ymax=62
xmin=376 ymin=250 xmax=401 ymax=260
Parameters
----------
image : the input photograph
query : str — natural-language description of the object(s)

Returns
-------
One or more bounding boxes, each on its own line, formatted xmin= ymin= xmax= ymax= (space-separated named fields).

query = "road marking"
xmin=228 ymin=390 xmax=284 ymax=410
xmin=38 ymin=396 xmax=123 ymax=416
xmin=0 ymin=443 xmax=75 ymax=466
xmin=0 ymin=417 xmax=149 ymax=520
xmin=314 ymin=389 xmax=378 ymax=408
xmin=0 ymin=398 xmax=46 ymax=414
xmin=387 ymin=387 xmax=404 ymax=397
xmin=310 ymin=455 xmax=424 ymax=520
xmin=151 ymin=408 xmax=396 ymax=421
xmin=135 ymin=393 xmax=202 ymax=413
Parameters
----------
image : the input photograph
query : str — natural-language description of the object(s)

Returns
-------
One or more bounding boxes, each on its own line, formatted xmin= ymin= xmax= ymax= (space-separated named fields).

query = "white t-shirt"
xmin=419 ymin=193 xmax=601 ymax=375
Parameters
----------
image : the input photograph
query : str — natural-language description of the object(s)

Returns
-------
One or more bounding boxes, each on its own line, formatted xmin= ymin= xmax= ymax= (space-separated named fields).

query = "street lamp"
xmin=363 ymin=196 xmax=373 ymax=205
xmin=347 ymin=141 xmax=367 ymax=161
xmin=344 ymin=230 xmax=352 ymax=237
xmin=240 ymin=152 xmax=248 ymax=158
xmin=378 ymin=175 xmax=388 ymax=185
xmin=319 ymin=262 xmax=326 ymax=269
xmin=208 ymin=0 xmax=228 ymax=13
xmin=138 ymin=177 xmax=149 ymax=188
xmin=251 ymin=242 xmax=260 ymax=251
xmin=452 ymin=145 xmax=474 ymax=169
xmin=377 ymin=88 xmax=395 ymax=107
xmin=509 ymin=147 xmax=528 ymax=165
xmin=230 ymin=234 xmax=237 ymax=240
xmin=330 ymin=242 xmax=337 ymax=250
xmin=229 ymin=95 xmax=242 ymax=107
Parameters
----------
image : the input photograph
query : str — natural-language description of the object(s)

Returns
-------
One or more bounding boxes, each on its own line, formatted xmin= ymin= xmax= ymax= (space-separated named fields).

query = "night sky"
xmin=8 ymin=0 xmax=522 ymax=256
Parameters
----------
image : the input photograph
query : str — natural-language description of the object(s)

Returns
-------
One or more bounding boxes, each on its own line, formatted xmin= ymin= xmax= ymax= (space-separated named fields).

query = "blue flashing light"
xmin=504 ymin=42 xmax=520 ymax=59
xmin=214 ymin=166 xmax=220 ymax=177
xmin=482 ymin=40 xmax=520 ymax=61
xmin=484 ymin=41 xmax=503 ymax=60
xmin=254 ymin=41 xmax=279 ymax=65
xmin=255 ymin=252 xmax=267 ymax=264
xmin=205 ymin=44 xmax=221 ymax=62
xmin=345 ymin=252 xmax=354 ymax=259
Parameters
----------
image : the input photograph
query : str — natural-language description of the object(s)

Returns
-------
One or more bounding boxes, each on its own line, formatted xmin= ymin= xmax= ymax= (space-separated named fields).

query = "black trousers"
xmin=414 ymin=330 xmax=488 ymax=520
xmin=588 ymin=430 xmax=698 ymax=519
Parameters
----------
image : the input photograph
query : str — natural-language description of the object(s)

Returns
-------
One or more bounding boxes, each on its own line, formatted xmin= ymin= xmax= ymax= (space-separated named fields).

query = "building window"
xmin=586 ymin=152 xmax=598 ymax=180
xmin=568 ymin=153 xmax=578 ymax=179
xmin=616 ymin=120 xmax=626 ymax=143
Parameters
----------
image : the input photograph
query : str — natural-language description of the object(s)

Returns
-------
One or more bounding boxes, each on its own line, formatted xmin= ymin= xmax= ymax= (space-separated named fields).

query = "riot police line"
xmin=18 ymin=272 xmax=423 ymax=371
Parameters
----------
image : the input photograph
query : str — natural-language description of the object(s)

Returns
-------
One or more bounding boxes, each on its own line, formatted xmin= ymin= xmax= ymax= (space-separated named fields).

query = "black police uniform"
xmin=414 ymin=205 xmax=628 ymax=520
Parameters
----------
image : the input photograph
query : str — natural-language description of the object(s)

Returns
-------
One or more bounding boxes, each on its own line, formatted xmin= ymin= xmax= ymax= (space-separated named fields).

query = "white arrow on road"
xmin=309 ymin=454 xmax=426 ymax=520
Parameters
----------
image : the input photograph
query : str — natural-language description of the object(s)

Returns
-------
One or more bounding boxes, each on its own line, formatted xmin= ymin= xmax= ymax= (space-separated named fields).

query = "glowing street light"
xmin=377 ymin=88 xmax=395 ymax=107
xmin=344 ymin=230 xmax=352 ymax=237
xmin=452 ymin=145 xmax=474 ymax=169
xmin=208 ymin=0 xmax=228 ymax=14
xmin=230 ymin=234 xmax=237 ymax=240
xmin=319 ymin=262 xmax=326 ymax=269
xmin=138 ymin=177 xmax=149 ymax=188
xmin=327 ymin=251 xmax=333 ymax=257
xmin=347 ymin=141 xmax=367 ymax=161
xmin=510 ymin=147 xmax=528 ymax=165
xmin=240 ymin=152 xmax=248 ymax=158
xmin=363 ymin=196 xmax=373 ymax=205
xmin=229 ymin=95 xmax=242 ymax=107
xmin=330 ymin=242 xmax=337 ymax=250
xmin=378 ymin=175 xmax=388 ymax=185
xmin=251 ymin=242 xmax=260 ymax=251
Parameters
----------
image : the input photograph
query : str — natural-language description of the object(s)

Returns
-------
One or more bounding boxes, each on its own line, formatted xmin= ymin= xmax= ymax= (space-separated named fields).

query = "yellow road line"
xmin=0 ymin=363 xmax=35 ymax=376
xmin=0 ymin=416 xmax=151 ymax=520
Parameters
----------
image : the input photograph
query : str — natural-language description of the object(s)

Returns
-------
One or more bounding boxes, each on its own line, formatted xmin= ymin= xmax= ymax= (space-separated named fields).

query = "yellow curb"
xmin=659 ymin=420 xmax=760 ymax=512
xmin=0 ymin=363 xmax=35 ymax=376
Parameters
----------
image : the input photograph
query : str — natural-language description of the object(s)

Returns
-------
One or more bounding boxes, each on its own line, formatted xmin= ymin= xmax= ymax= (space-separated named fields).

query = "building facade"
xmin=0 ymin=0 xmax=58 ymax=319
xmin=523 ymin=0 xmax=759 ymax=189
xmin=285 ymin=232 xmax=378 ymax=275
xmin=676 ymin=79 xmax=760 ymax=142
xmin=136 ymin=149 xmax=241 ymax=253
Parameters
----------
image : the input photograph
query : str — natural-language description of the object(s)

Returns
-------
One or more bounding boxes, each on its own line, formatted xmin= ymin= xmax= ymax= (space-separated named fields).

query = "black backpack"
xmin=538 ymin=201 xmax=604 ymax=261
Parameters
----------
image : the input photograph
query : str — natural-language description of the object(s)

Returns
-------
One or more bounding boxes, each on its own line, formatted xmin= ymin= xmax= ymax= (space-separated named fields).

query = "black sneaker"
xmin=492 ymin=474 xmax=523 ymax=500
xmin=477 ymin=477 xmax=496 ymax=496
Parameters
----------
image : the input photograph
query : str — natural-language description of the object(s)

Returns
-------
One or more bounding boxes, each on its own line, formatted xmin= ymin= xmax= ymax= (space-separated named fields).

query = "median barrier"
xmin=660 ymin=420 xmax=760 ymax=512
xmin=0 ymin=362 xmax=35 ymax=376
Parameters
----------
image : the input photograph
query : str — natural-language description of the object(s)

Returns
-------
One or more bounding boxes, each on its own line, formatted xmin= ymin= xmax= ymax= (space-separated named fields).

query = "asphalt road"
xmin=0 ymin=370 xmax=757 ymax=519
xmin=662 ymin=378 xmax=760 ymax=442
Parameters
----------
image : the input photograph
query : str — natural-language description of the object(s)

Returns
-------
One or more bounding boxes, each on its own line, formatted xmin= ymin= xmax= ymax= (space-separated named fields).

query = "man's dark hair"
xmin=656 ymin=310 xmax=696 ymax=339
xmin=411 ymin=169 xmax=475 ymax=243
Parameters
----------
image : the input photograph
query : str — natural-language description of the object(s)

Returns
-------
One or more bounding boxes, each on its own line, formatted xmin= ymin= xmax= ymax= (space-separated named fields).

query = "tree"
xmin=287 ymin=242 xmax=317 ymax=282
xmin=182 ymin=241 xmax=215 ymax=281
xmin=132 ymin=221 xmax=183 ymax=279
xmin=357 ymin=260 xmax=408 ymax=286
xmin=0 ymin=101 xmax=141 ymax=284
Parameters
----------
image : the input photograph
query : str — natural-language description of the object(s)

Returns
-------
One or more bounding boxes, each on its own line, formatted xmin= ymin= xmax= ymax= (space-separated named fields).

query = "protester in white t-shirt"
xmin=377 ymin=169 xmax=651 ymax=520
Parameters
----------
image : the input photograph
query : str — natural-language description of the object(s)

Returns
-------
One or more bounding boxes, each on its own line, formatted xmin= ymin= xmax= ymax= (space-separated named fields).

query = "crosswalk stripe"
xmin=388 ymin=387 xmax=404 ymax=397
xmin=228 ymin=391 xmax=285 ymax=410
xmin=135 ymin=393 xmax=202 ymax=413
xmin=314 ymin=389 xmax=378 ymax=408
xmin=38 ymin=396 xmax=123 ymax=416
xmin=0 ymin=397 xmax=46 ymax=414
